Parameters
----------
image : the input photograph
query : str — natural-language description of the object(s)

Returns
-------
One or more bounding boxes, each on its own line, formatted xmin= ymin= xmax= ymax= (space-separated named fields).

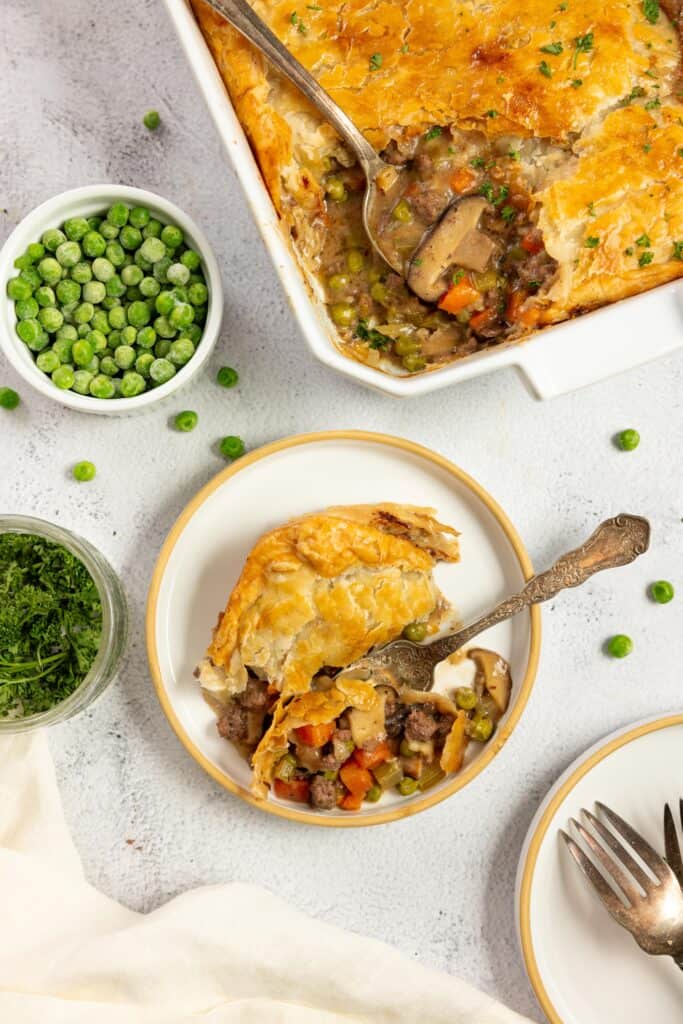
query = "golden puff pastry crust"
xmin=199 ymin=504 xmax=459 ymax=706
xmin=191 ymin=0 xmax=683 ymax=350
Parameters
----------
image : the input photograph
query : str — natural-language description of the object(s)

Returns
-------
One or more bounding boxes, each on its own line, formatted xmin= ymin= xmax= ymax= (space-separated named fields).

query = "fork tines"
xmin=663 ymin=799 xmax=683 ymax=889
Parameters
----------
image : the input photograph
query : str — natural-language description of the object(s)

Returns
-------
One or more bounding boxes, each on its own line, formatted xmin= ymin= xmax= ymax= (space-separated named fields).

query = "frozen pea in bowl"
xmin=0 ymin=186 xmax=223 ymax=414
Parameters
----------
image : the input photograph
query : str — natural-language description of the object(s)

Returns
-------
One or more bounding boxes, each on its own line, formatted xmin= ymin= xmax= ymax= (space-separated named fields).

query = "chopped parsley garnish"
xmin=508 ymin=148 xmax=521 ymax=160
xmin=645 ymin=68 xmax=658 ymax=78
xmin=486 ymin=109 xmax=499 ymax=118
xmin=479 ymin=181 xmax=509 ymax=205
xmin=585 ymin=236 xmax=600 ymax=248
xmin=626 ymin=86 xmax=646 ymax=101
xmin=527 ymin=280 xmax=541 ymax=292
xmin=571 ymin=78 xmax=583 ymax=88
xmin=639 ymin=250 xmax=654 ymax=266
xmin=452 ymin=269 xmax=466 ymax=285
xmin=496 ymin=74 xmax=506 ymax=83
xmin=559 ymin=2 xmax=568 ymax=9
xmin=573 ymin=32 xmax=594 ymax=69
xmin=290 ymin=11 xmax=308 ymax=32
xmin=470 ymin=155 xmax=495 ymax=169
xmin=624 ymin=246 xmax=634 ymax=256
xmin=400 ymin=43 xmax=410 ymax=53
xmin=642 ymin=0 xmax=660 ymax=23
xmin=643 ymin=143 xmax=652 ymax=152
xmin=355 ymin=319 xmax=391 ymax=348
xmin=540 ymin=41 xmax=564 ymax=54
xmin=501 ymin=205 xmax=517 ymax=223
xmin=645 ymin=96 xmax=661 ymax=109
xmin=539 ymin=60 xmax=553 ymax=77
xmin=424 ymin=126 xmax=442 ymax=141
xmin=587 ymin=201 xmax=596 ymax=216
xmin=369 ymin=52 xmax=383 ymax=71
xmin=0 ymin=533 xmax=102 ymax=718
xmin=306 ymin=3 xmax=322 ymax=9
xmin=550 ymin=19 xmax=557 ymax=27
xmin=679 ymin=147 xmax=683 ymax=157
xmin=636 ymin=233 xmax=651 ymax=247
xmin=672 ymin=241 xmax=683 ymax=260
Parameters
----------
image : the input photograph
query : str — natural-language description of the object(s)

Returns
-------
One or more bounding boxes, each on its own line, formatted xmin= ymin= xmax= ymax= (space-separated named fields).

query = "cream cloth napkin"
xmin=0 ymin=733 xmax=533 ymax=1023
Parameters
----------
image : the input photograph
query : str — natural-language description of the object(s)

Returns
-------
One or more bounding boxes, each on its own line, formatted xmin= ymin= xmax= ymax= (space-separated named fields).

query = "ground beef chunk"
xmin=414 ymin=152 xmax=433 ymax=178
xmin=381 ymin=137 xmax=420 ymax=165
xmin=295 ymin=743 xmax=323 ymax=771
xmin=404 ymin=705 xmax=439 ymax=742
xmin=217 ymin=703 xmax=248 ymax=742
xmin=513 ymin=249 xmax=556 ymax=291
xmin=384 ymin=699 xmax=409 ymax=738
xmin=240 ymin=677 xmax=268 ymax=711
xmin=310 ymin=774 xmax=338 ymax=810
xmin=411 ymin=189 xmax=448 ymax=223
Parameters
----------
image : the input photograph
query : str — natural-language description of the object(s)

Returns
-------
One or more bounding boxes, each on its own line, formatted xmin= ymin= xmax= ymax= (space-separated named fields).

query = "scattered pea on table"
xmin=175 ymin=410 xmax=198 ymax=432
xmin=616 ymin=428 xmax=640 ymax=451
xmin=217 ymin=366 xmax=239 ymax=389
xmin=607 ymin=634 xmax=633 ymax=658
xmin=0 ymin=387 xmax=20 ymax=410
xmin=143 ymin=110 xmax=161 ymax=131
xmin=650 ymin=580 xmax=674 ymax=604
xmin=72 ymin=461 xmax=96 ymax=482
xmin=220 ymin=435 xmax=245 ymax=460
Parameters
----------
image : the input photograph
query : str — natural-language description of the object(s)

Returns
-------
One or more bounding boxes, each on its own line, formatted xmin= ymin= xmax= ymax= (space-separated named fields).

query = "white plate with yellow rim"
xmin=517 ymin=713 xmax=683 ymax=1023
xmin=146 ymin=430 xmax=540 ymax=827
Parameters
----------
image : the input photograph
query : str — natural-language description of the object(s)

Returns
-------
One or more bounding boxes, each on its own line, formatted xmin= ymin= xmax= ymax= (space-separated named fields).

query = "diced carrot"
xmin=273 ymin=777 xmax=311 ymax=804
xmin=340 ymin=760 xmax=373 ymax=797
xmin=450 ymin=166 xmax=475 ymax=193
xmin=293 ymin=722 xmax=335 ymax=748
xmin=438 ymin=277 xmax=481 ymax=315
xmin=340 ymin=792 xmax=364 ymax=811
xmin=518 ymin=307 xmax=541 ymax=328
xmin=520 ymin=231 xmax=543 ymax=255
xmin=404 ymin=181 xmax=420 ymax=197
xmin=353 ymin=741 xmax=391 ymax=770
xmin=469 ymin=308 xmax=497 ymax=331
xmin=505 ymin=289 xmax=524 ymax=322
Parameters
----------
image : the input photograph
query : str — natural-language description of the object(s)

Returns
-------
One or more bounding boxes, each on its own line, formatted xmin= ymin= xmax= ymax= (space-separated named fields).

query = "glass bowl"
xmin=0 ymin=515 xmax=128 ymax=732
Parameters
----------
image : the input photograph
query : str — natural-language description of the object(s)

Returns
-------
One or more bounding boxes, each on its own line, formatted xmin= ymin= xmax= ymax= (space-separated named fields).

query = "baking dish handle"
xmin=514 ymin=283 xmax=683 ymax=399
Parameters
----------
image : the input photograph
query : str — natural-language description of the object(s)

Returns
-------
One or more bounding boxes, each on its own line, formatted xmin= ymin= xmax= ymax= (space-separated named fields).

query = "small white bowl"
xmin=0 ymin=185 xmax=223 ymax=415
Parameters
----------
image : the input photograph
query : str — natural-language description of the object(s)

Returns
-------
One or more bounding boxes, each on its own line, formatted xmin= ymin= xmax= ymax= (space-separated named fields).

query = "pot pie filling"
xmin=192 ymin=0 xmax=683 ymax=376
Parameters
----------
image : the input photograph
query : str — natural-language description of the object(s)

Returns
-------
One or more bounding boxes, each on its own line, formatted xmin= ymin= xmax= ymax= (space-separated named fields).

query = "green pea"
xmin=20 ymin=266 xmax=42 ymax=289
xmin=180 ymin=249 xmax=201 ymax=270
xmin=143 ymin=218 xmax=162 ymax=238
xmin=139 ymin=276 xmax=160 ymax=298
xmin=82 ymin=281 xmax=106 ymax=304
xmin=650 ymin=580 xmax=674 ymax=604
xmin=187 ymin=281 xmax=208 ymax=306
xmin=121 ymin=264 xmax=143 ymax=287
xmin=325 ymin=177 xmax=347 ymax=202
xmin=35 ymin=285 xmax=56 ymax=307
xmin=72 ymin=339 xmax=94 ymax=367
xmin=143 ymin=109 xmax=160 ymax=130
xmin=175 ymin=409 xmax=198 ymax=432
xmin=402 ymin=353 xmax=427 ymax=372
xmin=82 ymin=231 xmax=106 ymax=258
xmin=13 ymin=254 xmax=33 ymax=271
xmin=71 ymin=261 xmax=93 ymax=284
xmin=7 ymin=277 xmax=33 ymax=302
xmin=193 ymin=304 xmax=207 ymax=325
xmin=74 ymin=302 xmax=95 ymax=324
xmin=16 ymin=318 xmax=42 ymax=345
xmin=154 ymin=315 xmax=176 ymax=339
xmin=99 ymin=355 xmax=118 ymax=377
xmin=38 ymin=307 xmax=64 ymax=333
xmin=135 ymin=352 xmax=154 ymax=377
xmin=86 ymin=330 xmax=108 ymax=353
xmin=52 ymin=338 xmax=73 ymax=363
xmin=330 ymin=303 xmax=356 ymax=327
xmin=455 ymin=687 xmax=478 ymax=711
xmin=103 ymin=243 xmax=124 ymax=269
xmin=77 ymin=323 xmax=91 ymax=338
xmin=155 ymin=291 xmax=175 ymax=316
xmin=101 ymin=222 xmax=119 ymax=243
xmin=56 ymin=324 xmax=78 ymax=342
xmin=42 ymin=228 xmax=66 ymax=252
xmin=154 ymin=339 xmax=171 ymax=358
xmin=149 ymin=357 xmax=176 ymax=384
xmin=72 ymin=370 xmax=94 ymax=395
xmin=106 ymin=275 xmax=126 ymax=298
xmin=165 ymin=262 xmax=189 ymax=287
xmin=119 ymin=371 xmax=146 ymax=397
xmin=52 ymin=364 xmax=75 ymax=390
xmin=61 ymin=302 xmax=78 ymax=323
xmin=105 ymin=202 xmax=128 ymax=227
xmin=126 ymin=286 xmax=143 ymax=302
xmin=63 ymin=217 xmax=90 ymax=242
xmin=217 ymin=366 xmax=238 ymax=388
xmin=126 ymin=300 xmax=151 ymax=327
xmin=346 ymin=249 xmax=365 ymax=273
xmin=169 ymin=303 xmax=194 ymax=330
xmin=56 ymin=278 xmax=81 ymax=305
xmin=134 ymin=249 xmax=153 ymax=271
xmin=136 ymin=325 xmax=157 ymax=349
xmin=106 ymin=307 xmax=125 ymax=330
xmin=120 ymin=325 xmax=137 ymax=346
xmin=328 ymin=273 xmax=350 ymax=292
xmin=153 ymin=256 xmax=172 ymax=283
xmin=402 ymin=621 xmax=427 ymax=643
xmin=89 ymin=374 xmax=116 ymax=399
xmin=392 ymin=198 xmax=413 ymax=222
xmin=220 ymin=435 xmax=245 ymax=460
xmin=161 ymin=224 xmax=183 ymax=249
xmin=101 ymin=296 xmax=121 ymax=310
xmin=36 ymin=350 xmax=60 ymax=374
xmin=185 ymin=323 xmax=202 ymax=345
xmin=397 ymin=777 xmax=418 ymax=796
xmin=118 ymin=225 xmax=142 ymax=251
xmin=617 ymin=428 xmax=640 ymax=451
xmin=129 ymin=206 xmax=151 ymax=229
xmin=84 ymin=355 xmax=100 ymax=374
xmin=38 ymin=258 xmax=62 ymax=285
xmin=140 ymin=237 xmax=166 ymax=263
xmin=468 ymin=714 xmax=494 ymax=742
xmin=55 ymin=240 xmax=81 ymax=267
xmin=370 ymin=281 xmax=388 ymax=303
xmin=0 ymin=387 xmax=20 ymax=410
xmin=168 ymin=337 xmax=195 ymax=366
xmin=113 ymin=344 xmax=136 ymax=370
xmin=365 ymin=783 xmax=382 ymax=803
xmin=26 ymin=242 xmax=46 ymax=262
xmin=87 ymin=216 xmax=102 ymax=231
xmin=15 ymin=296 xmax=39 ymax=320
xmin=607 ymin=634 xmax=633 ymax=658
xmin=393 ymin=335 xmax=420 ymax=356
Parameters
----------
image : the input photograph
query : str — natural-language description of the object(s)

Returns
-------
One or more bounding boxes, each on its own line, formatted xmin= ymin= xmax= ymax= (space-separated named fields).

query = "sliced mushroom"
xmin=406 ymin=197 xmax=497 ymax=302
xmin=467 ymin=648 xmax=512 ymax=717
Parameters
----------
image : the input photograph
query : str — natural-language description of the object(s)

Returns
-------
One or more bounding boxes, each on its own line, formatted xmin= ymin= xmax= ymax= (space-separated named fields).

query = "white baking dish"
xmin=164 ymin=0 xmax=683 ymax=399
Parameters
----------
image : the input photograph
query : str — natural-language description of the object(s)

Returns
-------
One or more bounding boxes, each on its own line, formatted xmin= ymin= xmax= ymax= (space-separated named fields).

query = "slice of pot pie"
xmin=197 ymin=503 xmax=460 ymax=715
xmin=191 ymin=0 xmax=683 ymax=375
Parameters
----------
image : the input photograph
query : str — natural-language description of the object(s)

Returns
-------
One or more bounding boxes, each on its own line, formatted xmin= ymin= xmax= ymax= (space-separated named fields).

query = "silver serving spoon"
xmin=201 ymin=0 xmax=405 ymax=272
xmin=338 ymin=514 xmax=650 ymax=691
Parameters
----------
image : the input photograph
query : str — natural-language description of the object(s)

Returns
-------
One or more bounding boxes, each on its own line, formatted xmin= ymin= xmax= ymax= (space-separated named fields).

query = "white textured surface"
xmin=1 ymin=3 xmax=682 ymax=1020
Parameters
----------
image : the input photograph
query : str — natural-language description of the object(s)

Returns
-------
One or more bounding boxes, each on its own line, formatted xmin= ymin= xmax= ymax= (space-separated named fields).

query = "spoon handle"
xmin=426 ymin=514 xmax=650 ymax=663
xmin=201 ymin=0 xmax=380 ymax=171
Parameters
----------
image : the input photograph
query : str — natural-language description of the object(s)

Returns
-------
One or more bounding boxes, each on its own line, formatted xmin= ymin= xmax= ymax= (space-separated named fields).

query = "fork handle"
xmin=423 ymin=514 xmax=650 ymax=665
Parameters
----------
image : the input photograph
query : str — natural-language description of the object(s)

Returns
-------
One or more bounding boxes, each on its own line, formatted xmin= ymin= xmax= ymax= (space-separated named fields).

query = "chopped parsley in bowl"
xmin=0 ymin=516 xmax=127 ymax=730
